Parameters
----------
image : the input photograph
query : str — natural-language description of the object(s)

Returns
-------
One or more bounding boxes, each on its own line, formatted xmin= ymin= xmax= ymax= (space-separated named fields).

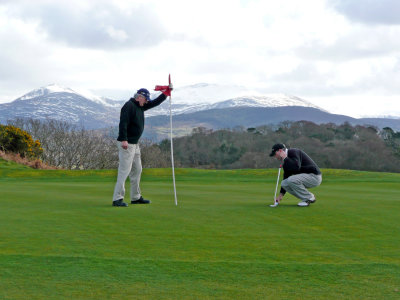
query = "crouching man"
xmin=270 ymin=143 xmax=322 ymax=207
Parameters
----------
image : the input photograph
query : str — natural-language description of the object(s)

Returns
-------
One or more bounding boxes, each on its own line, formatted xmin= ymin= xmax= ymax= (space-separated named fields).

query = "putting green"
xmin=1 ymin=159 xmax=399 ymax=299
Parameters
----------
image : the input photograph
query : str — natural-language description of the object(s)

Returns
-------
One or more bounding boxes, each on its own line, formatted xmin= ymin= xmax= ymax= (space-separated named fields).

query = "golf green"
xmin=1 ymin=159 xmax=399 ymax=299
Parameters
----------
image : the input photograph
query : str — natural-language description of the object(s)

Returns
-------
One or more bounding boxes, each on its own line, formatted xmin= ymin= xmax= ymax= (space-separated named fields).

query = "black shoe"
xmin=131 ymin=196 xmax=151 ymax=204
xmin=112 ymin=199 xmax=128 ymax=207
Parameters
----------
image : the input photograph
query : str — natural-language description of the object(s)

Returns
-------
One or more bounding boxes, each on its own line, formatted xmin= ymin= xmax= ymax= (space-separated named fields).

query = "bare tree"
xmin=140 ymin=139 xmax=170 ymax=168
xmin=8 ymin=119 xmax=119 ymax=169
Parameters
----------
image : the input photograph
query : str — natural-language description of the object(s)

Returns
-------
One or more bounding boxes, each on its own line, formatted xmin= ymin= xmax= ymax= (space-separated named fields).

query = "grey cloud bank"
xmin=332 ymin=0 xmax=400 ymax=24
xmin=7 ymin=1 xmax=167 ymax=49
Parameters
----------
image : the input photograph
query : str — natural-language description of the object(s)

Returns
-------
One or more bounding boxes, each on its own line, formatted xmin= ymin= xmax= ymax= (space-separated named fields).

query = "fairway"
xmin=0 ymin=160 xmax=399 ymax=299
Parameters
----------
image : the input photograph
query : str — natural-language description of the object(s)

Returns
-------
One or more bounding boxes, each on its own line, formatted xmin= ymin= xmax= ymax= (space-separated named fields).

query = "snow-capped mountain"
xmin=0 ymin=83 xmax=325 ymax=126
xmin=170 ymin=83 xmax=262 ymax=103
xmin=145 ymin=84 xmax=325 ymax=117
xmin=0 ymin=84 xmax=123 ymax=128
xmin=1 ymin=83 xmax=399 ymax=134
xmin=166 ymin=83 xmax=319 ymax=107
xmin=210 ymin=95 xmax=324 ymax=110
xmin=145 ymin=95 xmax=324 ymax=117
xmin=17 ymin=84 xmax=76 ymax=101
xmin=16 ymin=84 xmax=121 ymax=108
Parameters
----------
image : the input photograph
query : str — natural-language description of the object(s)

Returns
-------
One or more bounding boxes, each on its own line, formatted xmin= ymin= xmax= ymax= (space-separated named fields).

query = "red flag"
xmin=155 ymin=74 xmax=172 ymax=96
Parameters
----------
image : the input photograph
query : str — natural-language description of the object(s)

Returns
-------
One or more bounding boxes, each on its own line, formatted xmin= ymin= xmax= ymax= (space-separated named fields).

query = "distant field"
xmin=1 ymin=159 xmax=399 ymax=299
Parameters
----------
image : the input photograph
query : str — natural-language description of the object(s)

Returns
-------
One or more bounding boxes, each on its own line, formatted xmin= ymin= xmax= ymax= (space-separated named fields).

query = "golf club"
xmin=270 ymin=164 xmax=282 ymax=207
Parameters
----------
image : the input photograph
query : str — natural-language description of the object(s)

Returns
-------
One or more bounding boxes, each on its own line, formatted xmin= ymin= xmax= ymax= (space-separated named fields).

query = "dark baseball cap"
xmin=136 ymin=88 xmax=150 ymax=101
xmin=269 ymin=143 xmax=286 ymax=157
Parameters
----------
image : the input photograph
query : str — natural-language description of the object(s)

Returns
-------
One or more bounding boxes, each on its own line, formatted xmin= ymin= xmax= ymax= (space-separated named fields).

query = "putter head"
xmin=269 ymin=201 xmax=279 ymax=207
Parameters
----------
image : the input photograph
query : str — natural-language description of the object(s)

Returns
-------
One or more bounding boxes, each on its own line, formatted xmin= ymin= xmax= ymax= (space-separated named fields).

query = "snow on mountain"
xmin=169 ymin=83 xmax=262 ymax=104
xmin=10 ymin=83 xmax=324 ymax=116
xmin=0 ymin=84 xmax=122 ymax=129
xmin=16 ymin=84 xmax=120 ymax=108
xmin=208 ymin=95 xmax=323 ymax=110
xmin=17 ymin=84 xmax=76 ymax=101
xmin=0 ymin=83 xmax=326 ymax=128
xmin=145 ymin=84 xmax=325 ymax=117
xmin=1 ymin=83 xmax=400 ymax=132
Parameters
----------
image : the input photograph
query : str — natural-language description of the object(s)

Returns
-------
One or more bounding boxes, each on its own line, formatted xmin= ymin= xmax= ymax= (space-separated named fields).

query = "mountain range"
xmin=0 ymin=84 xmax=399 ymax=141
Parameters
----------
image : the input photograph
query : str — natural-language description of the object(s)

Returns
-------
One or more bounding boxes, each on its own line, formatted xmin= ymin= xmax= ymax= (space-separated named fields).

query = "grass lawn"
xmin=0 ymin=159 xmax=399 ymax=299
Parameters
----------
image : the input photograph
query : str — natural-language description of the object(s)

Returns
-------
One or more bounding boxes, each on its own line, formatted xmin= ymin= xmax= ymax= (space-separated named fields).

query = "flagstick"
xmin=169 ymin=94 xmax=178 ymax=206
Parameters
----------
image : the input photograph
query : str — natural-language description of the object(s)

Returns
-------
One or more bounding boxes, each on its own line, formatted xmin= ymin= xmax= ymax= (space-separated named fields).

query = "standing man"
xmin=270 ymin=143 xmax=322 ymax=207
xmin=112 ymin=86 xmax=171 ymax=207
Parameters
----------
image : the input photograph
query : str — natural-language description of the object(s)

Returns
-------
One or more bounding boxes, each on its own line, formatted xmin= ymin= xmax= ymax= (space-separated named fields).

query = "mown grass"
xmin=0 ymin=158 xmax=399 ymax=299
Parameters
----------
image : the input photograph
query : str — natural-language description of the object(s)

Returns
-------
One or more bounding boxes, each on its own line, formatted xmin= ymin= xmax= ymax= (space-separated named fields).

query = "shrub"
xmin=0 ymin=125 xmax=43 ymax=158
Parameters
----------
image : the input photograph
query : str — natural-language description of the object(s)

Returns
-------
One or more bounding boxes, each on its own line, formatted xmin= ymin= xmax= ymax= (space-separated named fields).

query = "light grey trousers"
xmin=281 ymin=173 xmax=322 ymax=202
xmin=112 ymin=142 xmax=142 ymax=202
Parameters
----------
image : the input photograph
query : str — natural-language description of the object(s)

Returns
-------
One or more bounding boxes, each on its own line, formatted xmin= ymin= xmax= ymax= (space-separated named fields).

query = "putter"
xmin=270 ymin=164 xmax=282 ymax=207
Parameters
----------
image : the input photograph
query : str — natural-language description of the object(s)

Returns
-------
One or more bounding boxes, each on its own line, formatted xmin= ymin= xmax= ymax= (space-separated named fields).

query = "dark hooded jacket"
xmin=280 ymin=148 xmax=321 ymax=195
xmin=117 ymin=93 xmax=167 ymax=144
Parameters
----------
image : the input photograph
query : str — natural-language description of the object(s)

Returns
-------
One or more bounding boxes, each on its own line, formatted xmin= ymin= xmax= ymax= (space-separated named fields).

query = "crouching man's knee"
xmin=281 ymin=179 xmax=289 ymax=189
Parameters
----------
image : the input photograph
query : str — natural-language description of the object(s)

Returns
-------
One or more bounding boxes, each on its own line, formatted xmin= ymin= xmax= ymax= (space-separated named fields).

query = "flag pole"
xmin=168 ymin=74 xmax=178 ymax=206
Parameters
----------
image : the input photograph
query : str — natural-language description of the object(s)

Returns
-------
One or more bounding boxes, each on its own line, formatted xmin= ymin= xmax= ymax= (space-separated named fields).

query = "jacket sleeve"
xmin=280 ymin=186 xmax=286 ymax=195
xmin=143 ymin=93 xmax=167 ymax=111
xmin=280 ymin=171 xmax=288 ymax=195
xmin=118 ymin=102 xmax=131 ymax=141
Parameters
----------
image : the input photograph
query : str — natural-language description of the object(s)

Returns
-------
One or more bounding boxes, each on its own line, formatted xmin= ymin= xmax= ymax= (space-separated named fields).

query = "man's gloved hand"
xmin=155 ymin=84 xmax=172 ymax=96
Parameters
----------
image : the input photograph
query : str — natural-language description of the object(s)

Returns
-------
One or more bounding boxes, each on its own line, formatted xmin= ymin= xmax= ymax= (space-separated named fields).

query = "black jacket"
xmin=280 ymin=148 xmax=321 ymax=195
xmin=117 ymin=93 xmax=167 ymax=144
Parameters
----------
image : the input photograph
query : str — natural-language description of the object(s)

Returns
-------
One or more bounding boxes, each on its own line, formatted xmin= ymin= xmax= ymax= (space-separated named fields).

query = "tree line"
xmin=5 ymin=118 xmax=169 ymax=170
xmin=3 ymin=118 xmax=400 ymax=172
xmin=159 ymin=121 xmax=400 ymax=172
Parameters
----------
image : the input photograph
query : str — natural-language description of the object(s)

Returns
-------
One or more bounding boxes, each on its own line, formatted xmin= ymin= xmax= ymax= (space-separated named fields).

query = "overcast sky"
xmin=1 ymin=0 xmax=400 ymax=118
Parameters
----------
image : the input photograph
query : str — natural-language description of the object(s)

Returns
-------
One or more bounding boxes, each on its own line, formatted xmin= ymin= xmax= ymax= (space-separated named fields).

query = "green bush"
xmin=0 ymin=125 xmax=43 ymax=158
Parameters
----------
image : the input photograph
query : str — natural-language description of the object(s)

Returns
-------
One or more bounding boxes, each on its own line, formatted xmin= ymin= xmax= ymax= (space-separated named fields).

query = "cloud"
xmin=0 ymin=10 xmax=54 ymax=88
xmin=259 ymin=63 xmax=337 ymax=96
xmin=3 ymin=1 xmax=168 ymax=49
xmin=261 ymin=53 xmax=400 ymax=98
xmin=0 ymin=0 xmax=399 ymax=118
xmin=295 ymin=26 xmax=400 ymax=62
xmin=330 ymin=0 xmax=400 ymax=25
